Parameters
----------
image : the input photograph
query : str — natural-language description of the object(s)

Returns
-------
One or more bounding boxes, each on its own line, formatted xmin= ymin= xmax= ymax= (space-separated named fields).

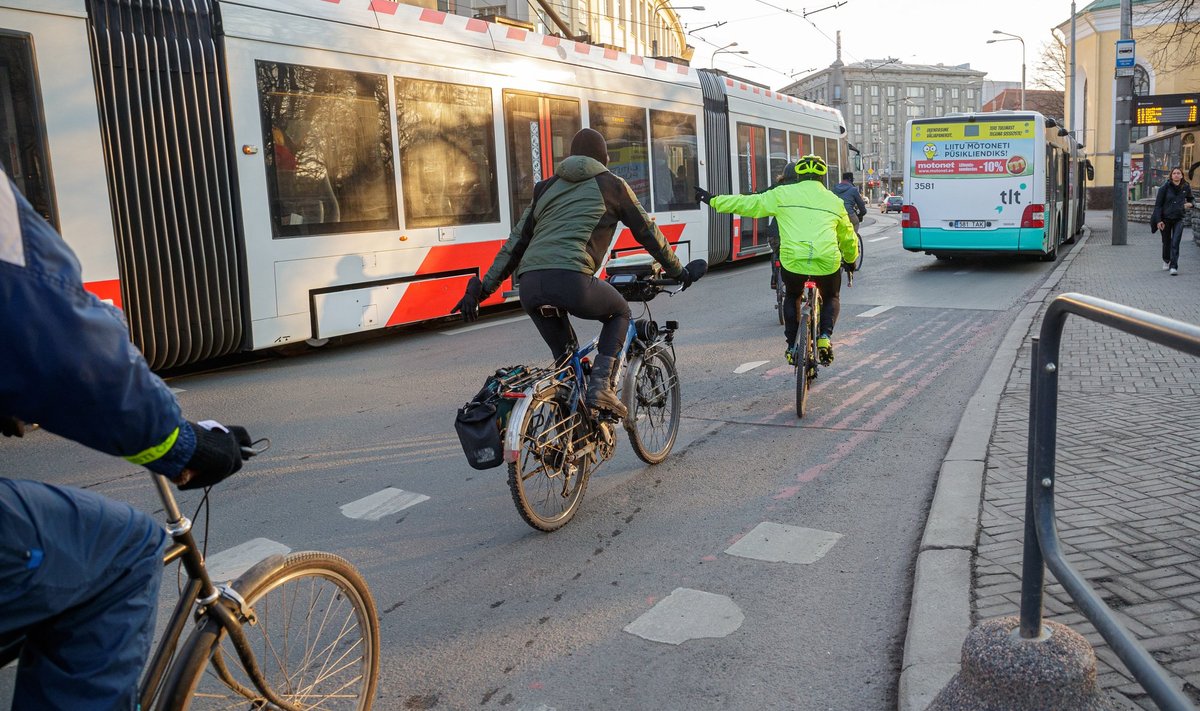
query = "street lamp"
xmin=710 ymin=42 xmax=748 ymax=69
xmin=988 ymin=30 xmax=1025 ymax=110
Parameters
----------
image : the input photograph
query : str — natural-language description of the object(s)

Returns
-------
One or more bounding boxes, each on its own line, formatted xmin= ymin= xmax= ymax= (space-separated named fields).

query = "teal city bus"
xmin=901 ymin=111 xmax=1086 ymax=261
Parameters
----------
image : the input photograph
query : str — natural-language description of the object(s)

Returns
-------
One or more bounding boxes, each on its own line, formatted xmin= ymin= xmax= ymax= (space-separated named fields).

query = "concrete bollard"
xmin=927 ymin=616 xmax=1116 ymax=711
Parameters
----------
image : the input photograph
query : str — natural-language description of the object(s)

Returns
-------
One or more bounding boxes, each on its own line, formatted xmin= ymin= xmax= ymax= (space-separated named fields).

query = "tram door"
xmin=503 ymin=91 xmax=581 ymax=224
xmin=734 ymin=122 xmax=770 ymax=258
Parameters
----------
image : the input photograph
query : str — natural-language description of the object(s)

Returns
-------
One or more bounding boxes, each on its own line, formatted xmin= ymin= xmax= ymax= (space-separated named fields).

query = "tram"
xmin=0 ymin=0 xmax=846 ymax=369
xmin=901 ymin=111 xmax=1086 ymax=261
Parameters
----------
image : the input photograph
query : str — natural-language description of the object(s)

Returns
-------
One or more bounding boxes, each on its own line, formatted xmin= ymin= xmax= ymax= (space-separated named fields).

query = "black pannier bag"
xmin=454 ymin=366 xmax=525 ymax=470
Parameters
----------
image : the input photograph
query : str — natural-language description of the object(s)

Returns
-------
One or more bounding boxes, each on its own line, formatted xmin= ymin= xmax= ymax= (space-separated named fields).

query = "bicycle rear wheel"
xmin=774 ymin=263 xmax=785 ymax=325
xmin=161 ymin=552 xmax=379 ymax=711
xmin=622 ymin=347 xmax=681 ymax=464
xmin=508 ymin=384 xmax=589 ymax=531
xmin=795 ymin=303 xmax=813 ymax=418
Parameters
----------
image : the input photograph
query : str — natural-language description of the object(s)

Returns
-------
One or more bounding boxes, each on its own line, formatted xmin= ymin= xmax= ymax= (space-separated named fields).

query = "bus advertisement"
xmin=902 ymin=112 xmax=1083 ymax=261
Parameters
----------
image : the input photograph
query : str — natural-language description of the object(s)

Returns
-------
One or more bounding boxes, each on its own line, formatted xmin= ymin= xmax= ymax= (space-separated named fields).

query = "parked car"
xmin=881 ymin=196 xmax=903 ymax=213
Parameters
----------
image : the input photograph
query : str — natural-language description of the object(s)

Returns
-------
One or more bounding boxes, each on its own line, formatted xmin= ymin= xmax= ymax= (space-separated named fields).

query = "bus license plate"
xmin=952 ymin=220 xmax=989 ymax=229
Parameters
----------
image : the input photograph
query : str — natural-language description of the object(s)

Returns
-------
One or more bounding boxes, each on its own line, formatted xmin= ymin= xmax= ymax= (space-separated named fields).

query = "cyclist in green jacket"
xmin=696 ymin=154 xmax=858 ymax=364
xmin=453 ymin=128 xmax=706 ymax=418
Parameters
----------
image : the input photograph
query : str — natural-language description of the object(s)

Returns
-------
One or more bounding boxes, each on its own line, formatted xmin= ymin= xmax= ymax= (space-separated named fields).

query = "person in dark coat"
xmin=1151 ymin=167 xmax=1194 ymax=275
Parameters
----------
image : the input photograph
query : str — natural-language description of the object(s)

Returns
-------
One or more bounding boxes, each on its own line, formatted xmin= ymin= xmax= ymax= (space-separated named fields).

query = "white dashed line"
xmin=856 ymin=305 xmax=894 ymax=318
xmin=954 ymin=270 xmax=971 ymax=275
xmin=724 ymin=522 xmax=842 ymax=565
xmin=734 ymin=360 xmax=770 ymax=374
xmin=868 ymin=234 xmax=894 ymax=242
xmin=341 ymin=488 xmax=430 ymax=521
xmin=440 ymin=315 xmax=527 ymax=335
xmin=206 ymin=538 xmax=291 ymax=582
xmin=624 ymin=588 xmax=744 ymax=645
xmin=170 ymin=388 xmax=186 ymax=394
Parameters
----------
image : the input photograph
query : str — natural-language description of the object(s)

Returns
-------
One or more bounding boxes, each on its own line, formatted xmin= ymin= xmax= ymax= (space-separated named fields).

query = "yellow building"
xmin=1061 ymin=0 xmax=1200 ymax=205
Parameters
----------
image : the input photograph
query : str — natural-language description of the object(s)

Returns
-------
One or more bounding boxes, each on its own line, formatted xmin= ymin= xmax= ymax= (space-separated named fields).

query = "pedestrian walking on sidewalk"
xmin=1151 ymin=167 xmax=1194 ymax=276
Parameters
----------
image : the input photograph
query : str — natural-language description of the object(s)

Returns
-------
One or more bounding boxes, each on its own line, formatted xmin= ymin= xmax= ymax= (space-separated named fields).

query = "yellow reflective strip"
xmin=124 ymin=427 xmax=180 ymax=466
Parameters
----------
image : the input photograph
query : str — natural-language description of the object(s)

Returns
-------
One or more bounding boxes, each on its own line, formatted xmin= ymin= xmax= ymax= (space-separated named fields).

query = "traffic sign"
xmin=1116 ymin=39 xmax=1135 ymax=68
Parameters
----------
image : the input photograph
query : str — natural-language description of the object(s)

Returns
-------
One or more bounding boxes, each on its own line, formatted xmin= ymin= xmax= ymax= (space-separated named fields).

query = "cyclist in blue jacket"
xmin=0 ymin=172 xmax=249 ymax=710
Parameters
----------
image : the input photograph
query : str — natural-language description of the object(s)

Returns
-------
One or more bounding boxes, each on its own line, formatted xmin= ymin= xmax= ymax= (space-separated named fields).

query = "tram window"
xmin=768 ymin=128 xmax=789 ymax=185
xmin=590 ymin=101 xmax=650 ymax=205
xmin=395 ymin=78 xmax=499 ymax=229
xmin=649 ymin=109 xmax=698 ymax=212
xmin=257 ymin=61 xmax=397 ymax=238
xmin=503 ymin=91 xmax=580 ymax=224
xmin=789 ymin=131 xmax=809 ymax=160
xmin=0 ymin=34 xmax=55 ymax=225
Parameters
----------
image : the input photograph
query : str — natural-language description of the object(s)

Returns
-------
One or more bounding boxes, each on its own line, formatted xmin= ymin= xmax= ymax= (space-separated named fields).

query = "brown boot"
xmin=585 ymin=355 xmax=627 ymax=419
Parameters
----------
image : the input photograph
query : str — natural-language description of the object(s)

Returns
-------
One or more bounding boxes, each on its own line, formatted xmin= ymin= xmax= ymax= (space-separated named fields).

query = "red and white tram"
xmin=0 ymin=0 xmax=846 ymax=369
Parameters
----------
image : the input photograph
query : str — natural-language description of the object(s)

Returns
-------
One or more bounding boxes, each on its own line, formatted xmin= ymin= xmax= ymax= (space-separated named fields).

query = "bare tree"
xmin=1137 ymin=0 xmax=1200 ymax=74
xmin=1033 ymin=35 xmax=1067 ymax=91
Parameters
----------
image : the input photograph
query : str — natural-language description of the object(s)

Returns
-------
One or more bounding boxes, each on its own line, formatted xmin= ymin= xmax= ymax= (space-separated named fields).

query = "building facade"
xmin=399 ymin=0 xmax=692 ymax=61
xmin=780 ymin=55 xmax=986 ymax=199
xmin=1059 ymin=0 xmax=1200 ymax=204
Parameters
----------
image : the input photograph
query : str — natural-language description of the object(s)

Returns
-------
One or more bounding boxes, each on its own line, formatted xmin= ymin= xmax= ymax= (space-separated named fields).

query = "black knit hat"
xmin=570 ymin=127 xmax=609 ymax=166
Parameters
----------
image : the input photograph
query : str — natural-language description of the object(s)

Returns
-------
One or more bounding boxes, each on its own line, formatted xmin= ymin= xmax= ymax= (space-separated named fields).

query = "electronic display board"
xmin=1133 ymin=93 xmax=1199 ymax=127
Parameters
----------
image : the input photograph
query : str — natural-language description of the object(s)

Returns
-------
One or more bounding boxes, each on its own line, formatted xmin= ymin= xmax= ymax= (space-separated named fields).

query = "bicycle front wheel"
xmin=622 ymin=348 xmax=681 ymax=464
xmin=795 ymin=304 xmax=813 ymax=419
xmin=161 ymin=552 xmax=380 ymax=711
xmin=508 ymin=385 xmax=588 ymax=531
xmin=853 ymin=233 xmax=864 ymax=272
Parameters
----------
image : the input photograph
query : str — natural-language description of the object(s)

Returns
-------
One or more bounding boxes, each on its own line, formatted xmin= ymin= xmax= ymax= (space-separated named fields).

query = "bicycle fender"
xmin=503 ymin=390 xmax=537 ymax=463
xmin=227 ymin=553 xmax=289 ymax=596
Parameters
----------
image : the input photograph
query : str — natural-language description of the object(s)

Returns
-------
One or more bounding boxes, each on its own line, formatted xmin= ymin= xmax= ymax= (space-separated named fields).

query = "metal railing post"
xmin=1018 ymin=337 xmax=1045 ymax=638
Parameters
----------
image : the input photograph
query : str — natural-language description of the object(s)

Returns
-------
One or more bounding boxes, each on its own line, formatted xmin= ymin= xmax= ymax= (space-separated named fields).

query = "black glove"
xmin=178 ymin=421 xmax=252 ymax=490
xmin=842 ymin=260 xmax=857 ymax=274
xmin=694 ymin=186 xmax=713 ymax=205
xmin=677 ymin=259 xmax=708 ymax=291
xmin=1 ymin=416 xmax=25 ymax=438
xmin=451 ymin=276 xmax=484 ymax=323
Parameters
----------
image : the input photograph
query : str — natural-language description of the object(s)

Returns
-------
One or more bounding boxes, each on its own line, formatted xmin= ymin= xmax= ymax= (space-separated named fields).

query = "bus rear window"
xmin=0 ymin=33 xmax=55 ymax=226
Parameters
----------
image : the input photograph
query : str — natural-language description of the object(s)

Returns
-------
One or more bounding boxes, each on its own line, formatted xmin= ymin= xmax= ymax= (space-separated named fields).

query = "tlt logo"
xmin=999 ymin=188 xmax=1023 ymax=205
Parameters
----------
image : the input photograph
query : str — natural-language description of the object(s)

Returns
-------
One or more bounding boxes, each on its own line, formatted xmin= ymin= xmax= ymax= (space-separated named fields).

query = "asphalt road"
xmin=1 ymin=213 xmax=1073 ymax=710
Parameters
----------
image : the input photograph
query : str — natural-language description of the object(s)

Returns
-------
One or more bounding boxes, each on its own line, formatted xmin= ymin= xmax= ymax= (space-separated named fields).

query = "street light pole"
xmin=710 ymin=44 xmax=748 ymax=69
xmin=1113 ymin=0 xmax=1133 ymax=245
xmin=990 ymin=30 xmax=1026 ymax=110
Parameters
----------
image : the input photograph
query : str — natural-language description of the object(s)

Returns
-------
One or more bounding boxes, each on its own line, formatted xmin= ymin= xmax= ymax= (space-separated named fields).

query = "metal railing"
xmin=1021 ymin=293 xmax=1200 ymax=711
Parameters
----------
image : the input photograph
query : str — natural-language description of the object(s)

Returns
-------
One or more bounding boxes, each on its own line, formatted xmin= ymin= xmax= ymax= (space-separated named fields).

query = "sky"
xmin=681 ymin=0 xmax=1080 ymax=91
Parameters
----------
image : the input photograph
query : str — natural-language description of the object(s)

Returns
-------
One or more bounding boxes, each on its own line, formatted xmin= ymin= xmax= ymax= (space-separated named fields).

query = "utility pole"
xmin=1112 ymin=0 xmax=1132 ymax=245
xmin=1069 ymin=1 xmax=1077 ymax=141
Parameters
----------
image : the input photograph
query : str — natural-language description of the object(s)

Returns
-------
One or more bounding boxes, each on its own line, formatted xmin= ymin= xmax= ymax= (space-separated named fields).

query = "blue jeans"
xmin=1162 ymin=219 xmax=1186 ymax=269
xmin=0 ymin=479 xmax=167 ymax=710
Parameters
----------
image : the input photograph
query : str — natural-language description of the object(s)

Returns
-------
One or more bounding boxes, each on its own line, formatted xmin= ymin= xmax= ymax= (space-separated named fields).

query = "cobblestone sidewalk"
xmin=974 ymin=212 xmax=1200 ymax=709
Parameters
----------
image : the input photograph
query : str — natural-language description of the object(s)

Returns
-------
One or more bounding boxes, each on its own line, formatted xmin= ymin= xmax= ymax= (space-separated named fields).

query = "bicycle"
xmin=775 ymin=232 xmax=860 ymax=323
xmin=0 ymin=440 xmax=381 ymax=710
xmin=791 ymin=279 xmax=823 ymax=418
xmin=499 ymin=256 xmax=701 ymax=532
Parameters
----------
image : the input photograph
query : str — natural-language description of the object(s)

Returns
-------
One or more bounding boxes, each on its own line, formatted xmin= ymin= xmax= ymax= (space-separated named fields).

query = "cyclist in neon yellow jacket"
xmin=696 ymin=154 xmax=858 ymax=365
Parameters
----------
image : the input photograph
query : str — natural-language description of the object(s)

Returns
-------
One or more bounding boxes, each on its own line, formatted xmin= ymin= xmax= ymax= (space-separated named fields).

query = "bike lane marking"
xmin=206 ymin=538 xmax=292 ymax=582
xmin=734 ymin=360 xmax=770 ymax=374
xmin=439 ymin=315 xmax=527 ymax=335
xmin=856 ymin=305 xmax=894 ymax=317
xmin=623 ymin=587 xmax=744 ymax=645
xmin=725 ymin=522 xmax=842 ymax=564
xmin=341 ymin=487 xmax=430 ymax=521
xmin=868 ymin=234 xmax=894 ymax=242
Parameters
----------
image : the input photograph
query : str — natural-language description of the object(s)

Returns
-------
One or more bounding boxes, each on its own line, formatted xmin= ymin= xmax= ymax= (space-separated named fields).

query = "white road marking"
xmin=440 ymin=315 xmax=527 ymax=335
xmin=954 ymin=270 xmax=971 ymax=275
xmin=206 ymin=538 xmax=291 ymax=582
xmin=856 ymin=305 xmax=894 ymax=318
xmin=169 ymin=387 xmax=186 ymax=395
xmin=341 ymin=487 xmax=430 ymax=521
xmin=734 ymin=360 xmax=770 ymax=374
xmin=624 ymin=588 xmax=744 ymax=645
xmin=725 ymin=522 xmax=842 ymax=565
xmin=869 ymin=233 xmax=895 ymax=242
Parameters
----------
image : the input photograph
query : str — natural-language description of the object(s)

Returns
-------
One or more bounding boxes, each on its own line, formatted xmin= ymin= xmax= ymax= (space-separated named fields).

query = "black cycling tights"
xmin=519 ymin=269 xmax=632 ymax=360
xmin=780 ymin=268 xmax=842 ymax=348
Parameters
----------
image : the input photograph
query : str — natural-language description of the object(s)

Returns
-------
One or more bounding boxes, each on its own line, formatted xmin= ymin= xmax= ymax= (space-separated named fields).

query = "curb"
xmin=897 ymin=227 xmax=1093 ymax=711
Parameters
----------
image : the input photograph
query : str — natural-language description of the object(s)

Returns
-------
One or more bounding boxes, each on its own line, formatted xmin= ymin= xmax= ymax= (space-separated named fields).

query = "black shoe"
xmin=585 ymin=354 xmax=627 ymax=419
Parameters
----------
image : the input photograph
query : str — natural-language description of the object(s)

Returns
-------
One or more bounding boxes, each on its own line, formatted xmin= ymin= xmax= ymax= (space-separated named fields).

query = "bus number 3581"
xmin=912 ymin=181 xmax=934 ymax=190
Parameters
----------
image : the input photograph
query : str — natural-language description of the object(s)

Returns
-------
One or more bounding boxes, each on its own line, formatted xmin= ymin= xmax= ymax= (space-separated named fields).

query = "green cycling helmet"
xmin=794 ymin=154 xmax=828 ymax=177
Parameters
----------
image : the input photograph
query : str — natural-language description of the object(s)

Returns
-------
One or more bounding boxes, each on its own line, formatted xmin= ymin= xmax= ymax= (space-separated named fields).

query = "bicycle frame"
xmin=138 ymin=475 xmax=303 ymax=711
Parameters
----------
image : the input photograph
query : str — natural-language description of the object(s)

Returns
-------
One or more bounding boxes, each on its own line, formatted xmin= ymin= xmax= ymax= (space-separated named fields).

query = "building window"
xmin=965 ymin=89 xmax=975 ymax=101
xmin=935 ymin=87 xmax=944 ymax=100
xmin=886 ymin=85 xmax=895 ymax=98
xmin=854 ymin=122 xmax=863 ymax=136
xmin=853 ymin=83 xmax=862 ymax=96
xmin=257 ymin=61 xmax=398 ymax=238
xmin=951 ymin=87 xmax=960 ymax=99
xmin=907 ymin=86 xmax=925 ymax=98
xmin=887 ymin=104 xmax=895 ymax=117
xmin=590 ymin=101 xmax=651 ymax=205
xmin=650 ymin=109 xmax=698 ymax=212
xmin=870 ymin=104 xmax=879 ymax=116
xmin=853 ymin=104 xmax=862 ymax=116
xmin=395 ymin=78 xmax=499 ymax=229
xmin=906 ymin=105 xmax=922 ymax=117
xmin=870 ymin=85 xmax=879 ymax=98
